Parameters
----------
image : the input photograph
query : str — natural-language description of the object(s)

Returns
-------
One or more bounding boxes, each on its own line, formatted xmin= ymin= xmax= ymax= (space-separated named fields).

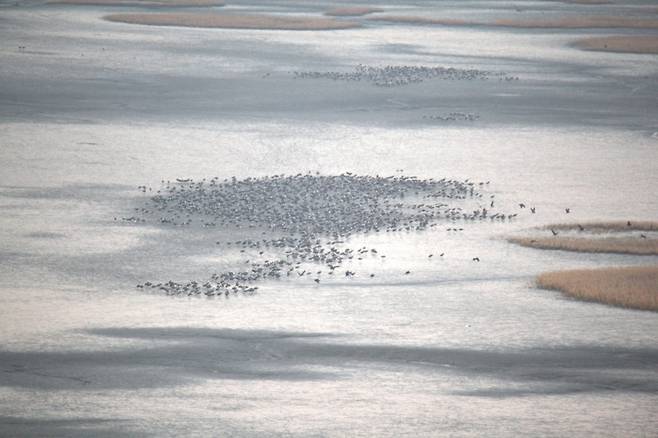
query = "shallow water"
xmin=1 ymin=0 xmax=658 ymax=436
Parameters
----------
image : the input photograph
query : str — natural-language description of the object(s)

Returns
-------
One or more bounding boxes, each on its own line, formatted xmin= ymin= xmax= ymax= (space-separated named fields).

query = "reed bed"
xmin=537 ymin=265 xmax=658 ymax=311
xmin=556 ymin=0 xmax=612 ymax=4
xmin=574 ymin=36 xmax=658 ymax=54
xmin=509 ymin=236 xmax=658 ymax=255
xmin=325 ymin=7 xmax=383 ymax=17
xmin=104 ymin=13 xmax=361 ymax=30
xmin=494 ymin=17 xmax=658 ymax=29
xmin=370 ymin=15 xmax=658 ymax=30
xmin=50 ymin=0 xmax=224 ymax=6
xmin=547 ymin=221 xmax=658 ymax=232
xmin=369 ymin=16 xmax=470 ymax=26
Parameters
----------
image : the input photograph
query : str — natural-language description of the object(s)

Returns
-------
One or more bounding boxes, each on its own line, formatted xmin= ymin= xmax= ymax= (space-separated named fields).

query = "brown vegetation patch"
xmin=574 ymin=36 xmax=658 ymax=54
xmin=104 ymin=13 xmax=361 ymax=30
xmin=548 ymin=221 xmax=658 ymax=232
xmin=50 ymin=0 xmax=225 ymax=6
xmin=370 ymin=15 xmax=658 ymax=29
xmin=494 ymin=16 xmax=658 ymax=29
xmin=325 ymin=7 xmax=383 ymax=17
xmin=368 ymin=15 xmax=470 ymax=26
xmin=554 ymin=0 xmax=612 ymax=4
xmin=537 ymin=265 xmax=658 ymax=311
xmin=509 ymin=236 xmax=658 ymax=255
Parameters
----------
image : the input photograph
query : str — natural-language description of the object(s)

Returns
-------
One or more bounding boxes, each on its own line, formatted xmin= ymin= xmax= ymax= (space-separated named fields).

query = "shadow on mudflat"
xmin=1 ymin=327 xmax=657 ymax=396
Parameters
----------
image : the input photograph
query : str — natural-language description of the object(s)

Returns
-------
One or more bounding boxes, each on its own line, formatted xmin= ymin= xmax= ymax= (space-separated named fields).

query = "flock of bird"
xmin=133 ymin=173 xmax=519 ymax=297
xmin=423 ymin=113 xmax=480 ymax=122
xmin=293 ymin=64 xmax=517 ymax=87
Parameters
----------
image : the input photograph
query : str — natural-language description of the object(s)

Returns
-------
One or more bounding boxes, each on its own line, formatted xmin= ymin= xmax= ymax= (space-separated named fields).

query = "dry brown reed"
xmin=325 ymin=7 xmax=383 ymax=17
xmin=104 ymin=13 xmax=361 ymax=30
xmin=555 ymin=0 xmax=612 ymax=4
xmin=509 ymin=236 xmax=658 ymax=255
xmin=368 ymin=16 xmax=469 ymax=26
xmin=493 ymin=16 xmax=658 ymax=29
xmin=537 ymin=265 xmax=658 ymax=311
xmin=547 ymin=221 xmax=658 ymax=232
xmin=50 ymin=0 xmax=225 ymax=6
xmin=574 ymin=36 xmax=658 ymax=54
xmin=370 ymin=15 xmax=658 ymax=29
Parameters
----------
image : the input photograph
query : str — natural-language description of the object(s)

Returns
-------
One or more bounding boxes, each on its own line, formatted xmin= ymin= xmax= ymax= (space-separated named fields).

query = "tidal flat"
xmin=1 ymin=0 xmax=658 ymax=436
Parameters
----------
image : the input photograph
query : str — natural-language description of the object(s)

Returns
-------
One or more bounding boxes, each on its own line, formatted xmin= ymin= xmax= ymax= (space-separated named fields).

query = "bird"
xmin=565 ymin=208 xmax=570 ymax=214
xmin=640 ymin=234 xmax=647 ymax=239
xmin=627 ymin=221 xmax=632 ymax=227
xmin=314 ymin=278 xmax=320 ymax=283
xmin=551 ymin=229 xmax=559 ymax=236
xmin=530 ymin=207 xmax=536 ymax=214
xmin=577 ymin=224 xmax=585 ymax=231
xmin=519 ymin=203 xmax=526 ymax=208
xmin=404 ymin=270 xmax=411 ymax=275
xmin=428 ymin=254 xmax=434 ymax=258
xmin=472 ymin=257 xmax=480 ymax=262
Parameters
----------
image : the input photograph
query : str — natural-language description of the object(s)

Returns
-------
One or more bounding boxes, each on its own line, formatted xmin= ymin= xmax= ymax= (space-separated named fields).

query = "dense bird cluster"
xmin=133 ymin=173 xmax=510 ymax=297
xmin=142 ymin=173 xmax=491 ymax=234
xmin=293 ymin=64 xmax=515 ymax=87
xmin=423 ymin=112 xmax=480 ymax=122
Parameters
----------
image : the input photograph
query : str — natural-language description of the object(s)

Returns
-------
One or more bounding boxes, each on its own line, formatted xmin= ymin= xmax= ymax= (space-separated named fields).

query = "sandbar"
xmin=104 ymin=13 xmax=361 ymax=30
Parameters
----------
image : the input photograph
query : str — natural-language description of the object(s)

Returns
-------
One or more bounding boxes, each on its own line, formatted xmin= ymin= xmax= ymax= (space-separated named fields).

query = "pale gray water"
xmin=1 ymin=0 xmax=658 ymax=436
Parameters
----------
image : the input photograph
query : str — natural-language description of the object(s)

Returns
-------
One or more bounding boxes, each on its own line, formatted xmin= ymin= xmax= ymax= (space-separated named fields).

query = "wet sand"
xmin=537 ymin=265 xmax=658 ymax=311
xmin=104 ymin=13 xmax=361 ymax=30
xmin=574 ymin=36 xmax=658 ymax=54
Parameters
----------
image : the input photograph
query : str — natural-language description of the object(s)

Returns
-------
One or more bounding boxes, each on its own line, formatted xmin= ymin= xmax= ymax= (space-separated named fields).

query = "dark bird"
xmin=531 ymin=207 xmax=536 ymax=214
xmin=578 ymin=224 xmax=585 ymax=231
xmin=404 ymin=270 xmax=411 ymax=275
xmin=565 ymin=208 xmax=570 ymax=214
xmin=627 ymin=221 xmax=632 ymax=227
xmin=428 ymin=254 xmax=434 ymax=258
xmin=551 ymin=229 xmax=559 ymax=236
xmin=519 ymin=203 xmax=526 ymax=208
xmin=440 ymin=253 xmax=444 ymax=257
xmin=640 ymin=234 xmax=647 ymax=239
xmin=314 ymin=278 xmax=320 ymax=283
xmin=472 ymin=257 xmax=480 ymax=262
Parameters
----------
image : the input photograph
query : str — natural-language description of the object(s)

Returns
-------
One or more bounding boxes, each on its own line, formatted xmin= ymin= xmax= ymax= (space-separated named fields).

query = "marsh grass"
xmin=370 ymin=15 xmax=658 ymax=30
xmin=104 ymin=13 xmax=361 ymax=30
xmin=368 ymin=16 xmax=469 ymax=26
xmin=548 ymin=221 xmax=658 ymax=232
xmin=574 ymin=36 xmax=658 ymax=54
xmin=324 ymin=7 xmax=383 ymax=17
xmin=50 ymin=0 xmax=224 ymax=6
xmin=509 ymin=236 xmax=658 ymax=255
xmin=555 ymin=0 xmax=612 ymax=4
xmin=537 ymin=266 xmax=658 ymax=311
